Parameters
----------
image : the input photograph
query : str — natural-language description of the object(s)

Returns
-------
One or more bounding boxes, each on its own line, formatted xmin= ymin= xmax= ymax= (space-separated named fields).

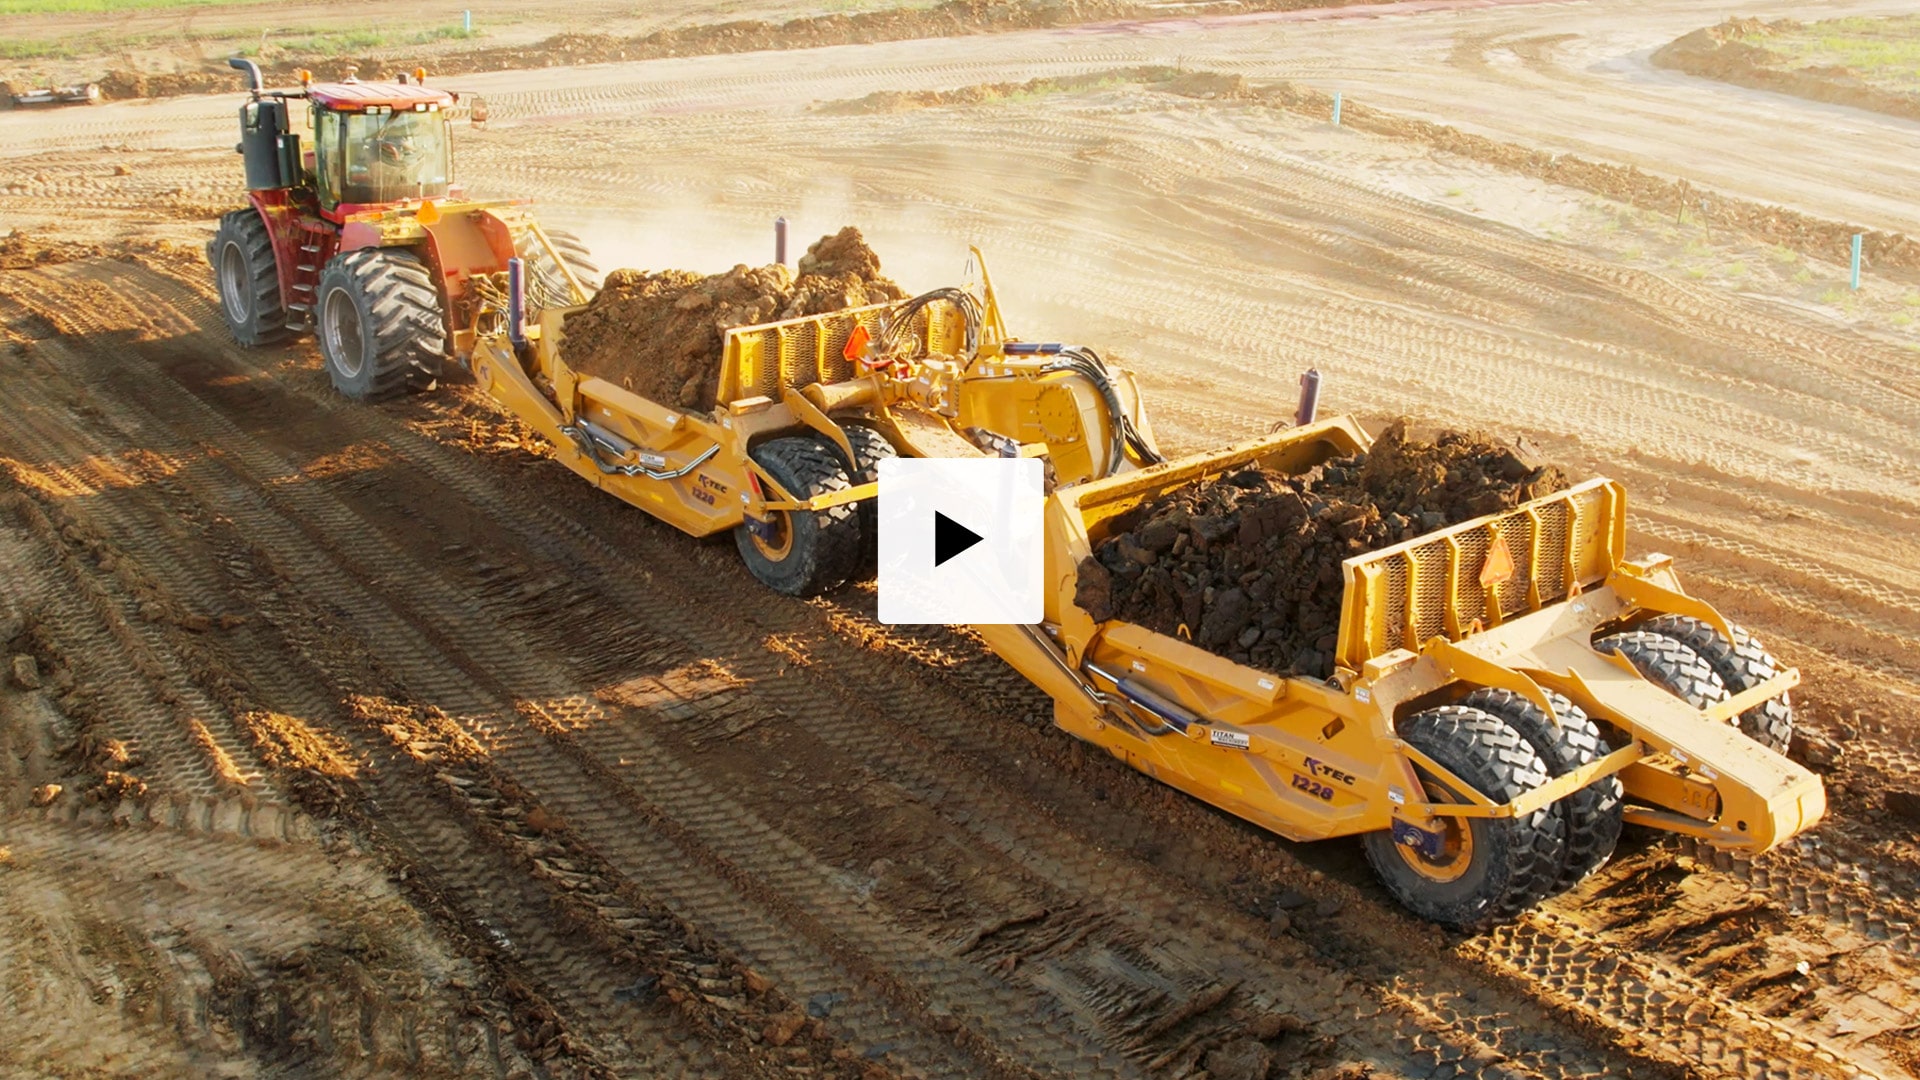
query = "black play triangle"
xmin=933 ymin=510 xmax=984 ymax=567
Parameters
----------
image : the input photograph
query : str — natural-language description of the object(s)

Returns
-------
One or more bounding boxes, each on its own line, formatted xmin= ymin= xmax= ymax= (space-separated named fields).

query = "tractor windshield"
xmin=329 ymin=108 xmax=451 ymax=206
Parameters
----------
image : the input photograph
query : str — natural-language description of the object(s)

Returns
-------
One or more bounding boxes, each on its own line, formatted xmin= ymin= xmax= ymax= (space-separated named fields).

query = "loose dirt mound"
xmin=559 ymin=227 xmax=905 ymax=411
xmin=820 ymin=65 xmax=1255 ymax=115
xmin=1652 ymin=19 xmax=1920 ymax=125
xmin=0 ymin=231 xmax=105 ymax=270
xmin=1075 ymin=422 xmax=1567 ymax=679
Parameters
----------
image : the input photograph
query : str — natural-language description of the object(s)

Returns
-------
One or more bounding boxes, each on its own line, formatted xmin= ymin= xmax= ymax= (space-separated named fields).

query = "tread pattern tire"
xmin=734 ymin=437 xmax=863 ymax=597
xmin=1594 ymin=630 xmax=1730 ymax=714
xmin=1639 ymin=615 xmax=1794 ymax=753
xmin=1461 ymin=688 xmax=1623 ymax=895
xmin=209 ymin=208 xmax=292 ymax=346
xmin=316 ymin=249 xmax=446 ymax=402
xmin=836 ymin=424 xmax=896 ymax=580
xmin=518 ymin=226 xmax=602 ymax=310
xmin=1362 ymin=705 xmax=1566 ymax=929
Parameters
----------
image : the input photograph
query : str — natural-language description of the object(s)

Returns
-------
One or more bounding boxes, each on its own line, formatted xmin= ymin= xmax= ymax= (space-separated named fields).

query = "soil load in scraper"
xmin=207 ymin=62 xmax=1823 ymax=928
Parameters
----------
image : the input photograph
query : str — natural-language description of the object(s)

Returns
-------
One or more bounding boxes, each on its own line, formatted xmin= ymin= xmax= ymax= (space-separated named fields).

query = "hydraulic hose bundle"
xmin=1041 ymin=346 xmax=1165 ymax=475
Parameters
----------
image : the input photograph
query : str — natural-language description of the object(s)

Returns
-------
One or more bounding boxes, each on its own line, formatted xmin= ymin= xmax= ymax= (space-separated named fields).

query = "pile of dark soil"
xmin=1074 ymin=421 xmax=1568 ymax=679
xmin=559 ymin=227 xmax=905 ymax=411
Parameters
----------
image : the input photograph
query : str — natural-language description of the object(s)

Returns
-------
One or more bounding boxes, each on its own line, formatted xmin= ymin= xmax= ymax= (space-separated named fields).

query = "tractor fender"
xmin=239 ymin=189 xmax=302 ymax=315
xmin=339 ymin=221 xmax=385 ymax=252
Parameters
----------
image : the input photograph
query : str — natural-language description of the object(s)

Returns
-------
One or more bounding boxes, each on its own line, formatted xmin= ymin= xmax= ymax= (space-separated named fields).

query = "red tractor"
xmin=209 ymin=58 xmax=597 ymax=399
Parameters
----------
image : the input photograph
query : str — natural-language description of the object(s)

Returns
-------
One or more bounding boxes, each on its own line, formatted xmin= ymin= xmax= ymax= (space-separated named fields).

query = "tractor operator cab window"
xmin=316 ymin=105 xmax=451 ymax=208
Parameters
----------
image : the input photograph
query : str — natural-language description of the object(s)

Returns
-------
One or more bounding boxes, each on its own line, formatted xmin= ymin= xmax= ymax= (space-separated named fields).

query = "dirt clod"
xmin=9 ymin=653 xmax=41 ymax=690
xmin=1206 ymin=1037 xmax=1275 ymax=1080
xmin=1245 ymin=1011 xmax=1312 ymax=1041
xmin=763 ymin=1009 xmax=808 ymax=1047
xmin=1790 ymin=730 xmax=1844 ymax=771
xmin=1079 ymin=421 xmax=1566 ymax=679
xmin=1885 ymin=790 xmax=1920 ymax=826
xmin=560 ymin=228 xmax=904 ymax=412
xmin=29 ymin=782 xmax=60 ymax=806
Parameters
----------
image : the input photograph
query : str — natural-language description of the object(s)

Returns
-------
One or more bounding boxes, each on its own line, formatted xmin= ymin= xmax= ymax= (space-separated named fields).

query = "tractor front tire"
xmin=735 ymin=437 xmax=863 ymax=597
xmin=210 ymin=209 xmax=292 ymax=346
xmin=316 ymin=249 xmax=445 ymax=402
xmin=1363 ymin=705 xmax=1567 ymax=929
xmin=1640 ymin=615 xmax=1795 ymax=753
xmin=1461 ymin=687 xmax=1623 ymax=896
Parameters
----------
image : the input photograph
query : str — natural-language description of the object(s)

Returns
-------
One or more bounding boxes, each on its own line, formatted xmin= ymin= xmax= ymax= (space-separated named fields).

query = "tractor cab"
xmin=307 ymin=82 xmax=454 ymax=215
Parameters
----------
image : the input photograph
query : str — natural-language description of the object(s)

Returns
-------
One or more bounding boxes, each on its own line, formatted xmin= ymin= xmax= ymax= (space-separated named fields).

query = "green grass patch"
xmin=1769 ymin=244 xmax=1799 ymax=264
xmin=238 ymin=24 xmax=479 ymax=57
xmin=1761 ymin=15 xmax=1920 ymax=94
xmin=0 ymin=37 xmax=74 ymax=59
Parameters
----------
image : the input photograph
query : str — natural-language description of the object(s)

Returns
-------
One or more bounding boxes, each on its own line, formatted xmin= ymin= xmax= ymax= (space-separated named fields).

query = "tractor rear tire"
xmin=518 ymin=226 xmax=602 ymax=310
xmin=209 ymin=209 xmax=292 ymax=346
xmin=1461 ymin=688 xmax=1623 ymax=896
xmin=735 ymin=437 xmax=863 ymax=597
xmin=837 ymin=424 xmax=897 ymax=579
xmin=1362 ymin=705 xmax=1567 ymax=929
xmin=1639 ymin=615 xmax=1795 ymax=753
xmin=316 ymin=249 xmax=445 ymax=402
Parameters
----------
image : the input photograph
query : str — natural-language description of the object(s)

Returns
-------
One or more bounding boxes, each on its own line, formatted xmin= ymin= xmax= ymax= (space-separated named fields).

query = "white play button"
xmin=876 ymin=458 xmax=1044 ymax=625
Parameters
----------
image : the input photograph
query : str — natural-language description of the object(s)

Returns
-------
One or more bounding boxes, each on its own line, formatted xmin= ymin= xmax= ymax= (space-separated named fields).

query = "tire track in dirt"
xmin=0 ymin=407 xmax=547 ymax=1076
xmin=0 ymin=275 xmax=799 ymax=1078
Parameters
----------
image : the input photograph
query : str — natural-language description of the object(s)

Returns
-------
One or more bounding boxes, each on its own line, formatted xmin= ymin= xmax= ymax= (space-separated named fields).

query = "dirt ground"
xmin=4 ymin=0 xmax=1920 ymax=1077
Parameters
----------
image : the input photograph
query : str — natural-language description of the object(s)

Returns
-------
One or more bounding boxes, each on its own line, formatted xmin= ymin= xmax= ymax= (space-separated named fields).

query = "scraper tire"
xmin=735 ymin=437 xmax=862 ymax=597
xmin=1639 ymin=615 xmax=1794 ymax=753
xmin=836 ymin=424 xmax=896 ymax=579
xmin=1461 ymin=688 xmax=1623 ymax=896
xmin=1363 ymin=705 xmax=1567 ymax=929
xmin=1595 ymin=630 xmax=1730 ymax=713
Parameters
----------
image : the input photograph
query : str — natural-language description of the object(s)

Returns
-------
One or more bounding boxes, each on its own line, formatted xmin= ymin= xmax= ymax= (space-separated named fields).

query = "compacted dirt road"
xmin=3 ymin=2 xmax=1918 ymax=1077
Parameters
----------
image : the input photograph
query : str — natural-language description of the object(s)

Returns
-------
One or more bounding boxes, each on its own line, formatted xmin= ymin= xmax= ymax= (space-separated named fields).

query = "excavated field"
xmin=4 ymin=1 xmax=1920 ymax=1077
